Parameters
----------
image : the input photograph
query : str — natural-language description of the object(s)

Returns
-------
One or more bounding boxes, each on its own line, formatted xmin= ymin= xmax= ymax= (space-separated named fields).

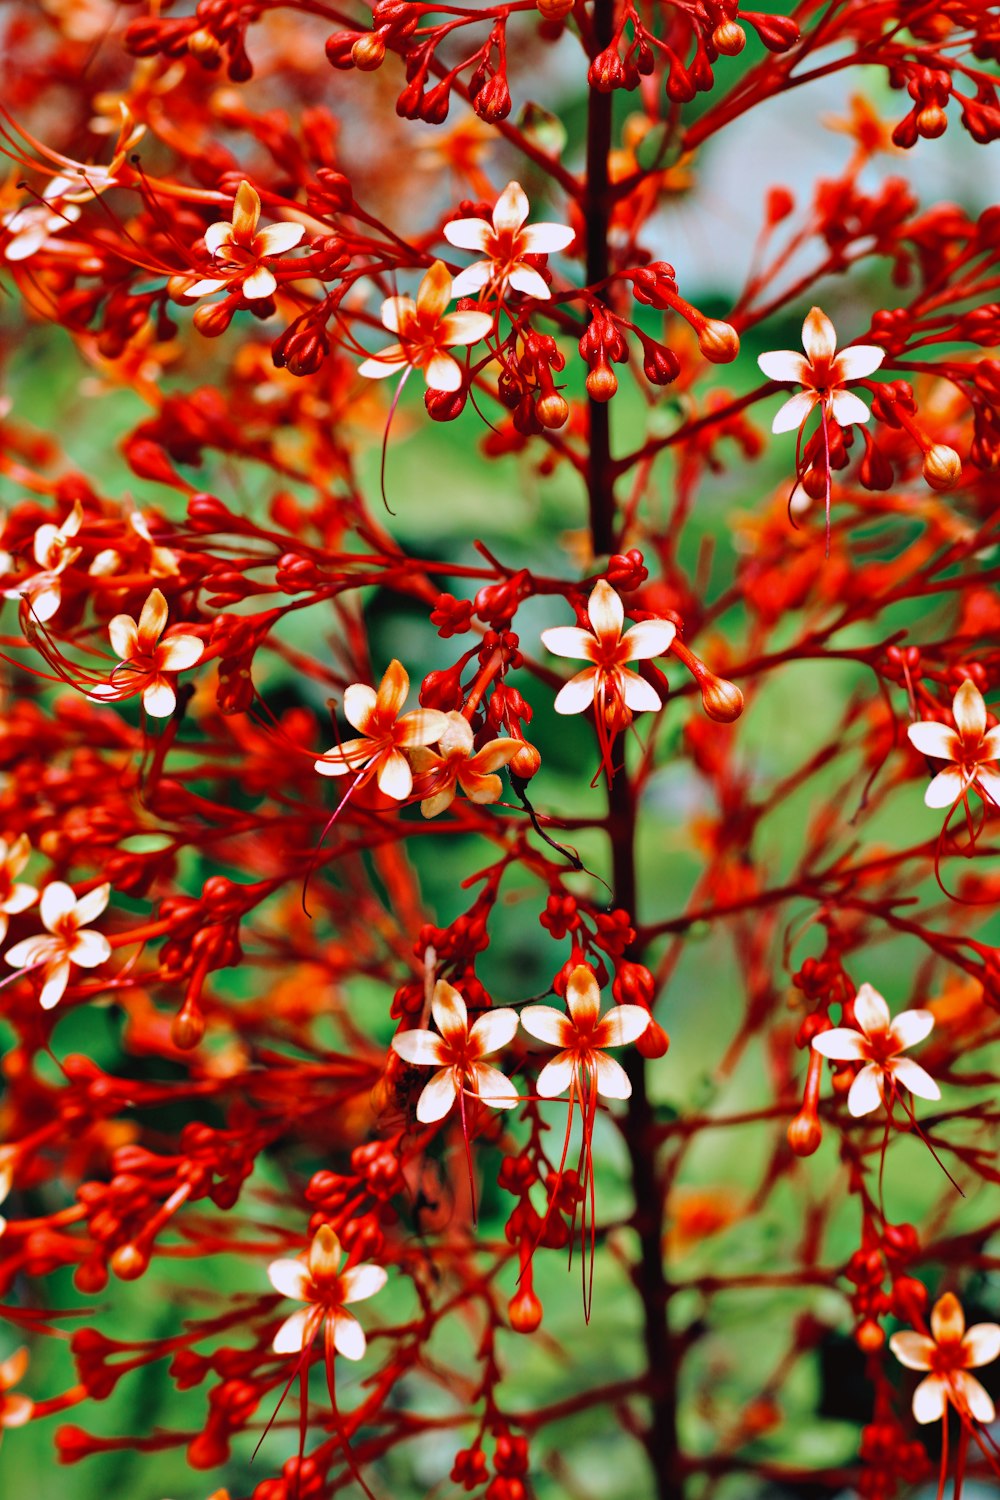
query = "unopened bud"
xmin=922 ymin=443 xmax=961 ymax=491
xmin=537 ymin=0 xmax=574 ymax=16
xmin=510 ymin=741 xmax=542 ymax=779
xmin=712 ymin=21 xmax=746 ymax=55
xmin=802 ymin=465 xmax=827 ymax=500
xmin=536 ymin=392 xmax=569 ymax=428
xmin=187 ymin=27 xmax=223 ymax=64
xmin=917 ymin=105 xmax=948 ymax=139
xmin=855 ymin=1318 xmax=885 ymax=1353
xmin=636 ymin=1017 xmax=670 ymax=1059
xmin=787 ymin=1108 xmax=822 ymax=1157
xmin=111 ymin=1242 xmax=148 ymax=1280
xmin=508 ymin=1285 xmax=543 ymax=1333
xmin=351 ymin=32 xmax=385 ymax=70
xmin=172 ymin=1001 xmax=205 ymax=1050
xmin=586 ymin=363 xmax=618 ymax=401
xmin=193 ymin=299 xmax=237 ymax=338
xmin=698 ymin=319 xmax=740 ymax=363
xmin=700 ymin=673 xmax=744 ymax=723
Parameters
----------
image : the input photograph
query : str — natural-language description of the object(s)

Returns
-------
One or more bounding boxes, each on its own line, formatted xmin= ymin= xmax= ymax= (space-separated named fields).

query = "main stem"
xmin=584 ymin=8 xmax=682 ymax=1494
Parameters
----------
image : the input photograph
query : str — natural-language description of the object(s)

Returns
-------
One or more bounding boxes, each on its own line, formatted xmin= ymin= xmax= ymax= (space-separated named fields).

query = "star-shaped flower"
xmin=443 ymin=180 xmax=574 ymax=301
xmin=907 ymin=679 xmax=1000 ymax=809
xmin=810 ymin=982 xmax=939 ymax=1116
xmin=267 ymin=1225 xmax=387 ymax=1360
xmin=5 ymin=881 xmax=112 ymax=1011
xmin=391 ymin=980 xmax=519 ymax=1122
xmin=186 ymin=181 xmax=305 ymax=302
xmin=313 ymin=660 xmax=449 ymax=801
xmin=8 ymin=501 xmax=83 ymax=623
xmin=409 ymin=711 xmax=520 ymax=818
xmin=358 ymin=260 xmax=492 ymax=392
xmin=520 ymin=964 xmax=650 ymax=1100
xmin=757 ymin=306 xmax=885 ymax=433
xmin=89 ymin=588 xmax=203 ymax=718
xmin=890 ymin=1292 xmax=999 ymax=1424
xmin=0 ymin=835 xmax=37 ymax=944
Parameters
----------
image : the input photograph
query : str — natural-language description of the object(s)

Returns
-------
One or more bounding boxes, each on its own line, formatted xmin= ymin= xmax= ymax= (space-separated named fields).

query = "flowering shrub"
xmin=1 ymin=3 xmax=1000 ymax=1499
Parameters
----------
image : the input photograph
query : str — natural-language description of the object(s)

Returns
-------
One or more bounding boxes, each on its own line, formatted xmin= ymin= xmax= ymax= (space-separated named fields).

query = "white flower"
xmin=443 ymin=180 xmax=574 ymax=300
xmin=267 ymin=1225 xmax=386 ymax=1360
xmin=810 ymin=982 xmax=939 ymax=1116
xmin=907 ymin=679 xmax=1000 ymax=809
xmin=5 ymin=881 xmax=111 ymax=1010
xmin=890 ymin=1292 xmax=1000 ymax=1424
xmin=757 ymin=306 xmax=885 ymax=433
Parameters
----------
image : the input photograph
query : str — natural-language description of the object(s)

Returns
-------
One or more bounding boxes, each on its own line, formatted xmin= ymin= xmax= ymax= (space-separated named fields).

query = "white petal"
xmin=267 ymin=1259 xmax=312 ymax=1300
xmin=39 ymin=959 xmax=72 ymax=1010
xmin=622 ymin=673 xmax=662 ymax=713
xmin=953 ymin=679 xmax=986 ymax=741
xmin=593 ymin=1004 xmax=650 ymax=1047
xmin=907 ymin=721 xmax=960 ymax=761
xmin=847 ymin=1063 xmax=883 ymax=1116
xmin=506 ymin=265 xmax=551 ymax=299
xmin=143 ymin=678 xmax=177 ymax=717
xmin=377 ymin=295 xmax=414 ymax=334
xmin=184 ymin=278 xmax=228 ymax=298
xmin=519 ymin=1005 xmax=573 ymax=1047
xmin=468 ymin=1007 xmax=519 ymax=1057
xmin=203 ymin=222 xmax=233 ymax=256
xmin=242 ymin=266 xmax=277 ymax=301
xmin=432 ymin=980 xmax=468 ymax=1040
xmin=619 ymin=619 xmax=675 ymax=660
xmin=340 ymin=1264 xmax=387 ymax=1305
xmin=272 ymin=1307 xmax=313 ymax=1354
xmin=424 ymin=352 xmax=462 ymax=392
xmin=73 ymin=884 xmax=111 ymax=926
xmin=889 ymin=1057 xmax=940 ymax=1101
xmin=332 ymin=1311 xmax=366 ymax=1361
xmin=594 ymin=1052 xmax=632 ymax=1099
xmin=924 ymin=766 xmax=967 ymax=808
xmin=963 ymin=1324 xmax=1000 ymax=1368
xmin=535 ymin=1053 xmax=576 ymax=1098
xmin=437 ymin=311 xmax=493 ymax=346
xmin=391 ymin=1029 xmax=444 ymax=1066
xmin=40 ymin=881 xmax=77 ymax=930
xmin=358 ymin=352 xmax=408 ymax=380
xmin=853 ymin=982 xmax=891 ymax=1036
xmin=157 ymin=635 xmax=203 ymax=671
xmin=771 ymin=391 xmax=817 ymax=433
xmin=375 ymin=749 xmax=412 ymax=800
xmin=956 ymin=1372 xmax=995 ymax=1423
xmin=70 ymin=931 xmax=111 ymax=968
xmin=889 ymin=1331 xmax=935 ymax=1370
xmin=343 ymin=683 xmax=378 ymax=732
xmin=833 ymin=344 xmax=885 ymax=379
xmin=829 ymin=388 xmax=871 ymax=427
xmin=802 ymin=306 xmax=837 ymax=364
xmin=255 ymin=222 xmax=305 ymax=256
xmin=540 ymin=625 xmax=595 ymax=662
xmin=811 ymin=1028 xmax=868 ymax=1060
xmin=587 ymin=579 xmax=623 ymax=639
xmin=415 ymin=1068 xmax=459 ymax=1123
xmin=553 ymin=669 xmax=598 ymax=715
xmin=471 ymin=1061 xmax=518 ymax=1109
xmin=757 ymin=350 xmax=810 ymax=383
xmin=449 ymin=263 xmax=492 ymax=299
xmin=442 ymin=217 xmax=492 ymax=251
xmin=492 ymin=181 xmax=529 ymax=235
xmin=109 ymin=614 xmax=139 ymax=660
xmin=518 ymin=222 xmax=575 ymax=254
xmin=912 ymin=1374 xmax=947 ymax=1424
xmin=888 ymin=1008 xmax=934 ymax=1050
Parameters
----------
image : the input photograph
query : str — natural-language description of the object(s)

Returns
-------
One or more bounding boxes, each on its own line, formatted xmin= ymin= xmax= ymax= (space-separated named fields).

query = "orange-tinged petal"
xmin=157 ymin=633 xmax=203 ymax=672
xmin=308 ymin=1224 xmax=343 ymax=1281
xmin=466 ymin=738 xmax=519 ymax=775
xmin=70 ymin=931 xmax=111 ymax=968
xmin=375 ymin=748 xmax=412 ymax=800
xmin=267 ymin=1258 xmax=312 ymax=1300
xmin=458 ymin=770 xmax=503 ymax=803
xmin=73 ymin=884 xmax=110 ymax=926
xmin=416 ymin=1066 xmax=459 ymax=1122
xmin=203 ymin=222 xmax=233 ymax=257
xmin=519 ymin=1004 xmax=574 ymax=1048
xmin=142 ymin=678 xmax=176 ymax=718
xmin=587 ymin=579 xmax=624 ymax=642
xmin=340 ymin=1263 xmax=387 ymax=1305
xmin=396 ymin=708 xmax=450 ymax=748
xmin=853 ymin=982 xmax=891 ymax=1037
xmin=519 ymin=222 xmax=575 ymax=255
xmin=506 ymin=264 xmax=551 ymax=299
xmin=907 ymin=720 xmax=960 ymax=761
xmin=358 ymin=347 xmax=408 ymax=379
xmin=593 ymin=1003 xmax=650 ymax=1048
xmin=832 ymin=343 xmax=885 ymax=380
xmin=243 ymin=265 xmax=277 ymax=301
xmin=232 ymin=180 xmax=261 ymax=240
xmin=39 ymin=958 xmax=72 ymax=1010
xmin=375 ymin=660 xmax=410 ymax=721
xmin=757 ymin=349 xmax=810 ymax=384
xmin=565 ymin=964 xmax=601 ymax=1029
xmin=962 ymin=1323 xmax=1000 ymax=1368
xmin=424 ymin=351 xmax=462 ymax=392
xmin=392 ymin=1028 xmax=446 ymax=1066
xmin=272 ymin=1307 xmax=314 ymax=1355
xmin=953 ymin=679 xmax=986 ymax=742
xmin=955 ymin=1371 xmax=995 ymax=1423
xmin=540 ymin=625 xmax=597 ymax=662
xmin=802 ymin=306 xmax=837 ymax=366
xmin=0 ymin=1393 xmax=32 ymax=1427
xmin=471 ymin=1060 xmax=518 ymax=1108
xmin=343 ymin=682 xmax=379 ymax=733
xmin=40 ymin=881 xmax=77 ymax=931
xmin=492 ymin=180 xmax=529 ymax=236
xmin=593 ymin=1051 xmax=631 ymax=1099
xmin=431 ymin=980 xmax=468 ymax=1041
xmin=379 ymin=295 xmax=417 ymax=334
xmin=468 ymin=1007 xmax=519 ymax=1057
xmin=931 ymin=1292 xmax=965 ymax=1344
xmin=0 ymin=1347 xmax=28 ymax=1390
xmin=847 ymin=1062 xmax=883 ymax=1116
xmin=137 ymin=588 xmax=168 ymax=650
xmin=416 ymin=259 xmax=453 ymax=321
xmin=535 ymin=1052 xmax=576 ymax=1097
xmin=254 ymin=221 xmax=305 ymax=257
xmin=911 ymin=1373 xmax=947 ymax=1424
xmin=619 ymin=619 xmax=676 ymax=660
xmin=314 ymin=737 xmax=374 ymax=776
xmin=553 ymin=667 xmax=598 ymax=715
xmin=331 ymin=1310 xmax=366 ymax=1361
xmin=109 ymin=613 xmax=139 ymax=661
xmin=889 ymin=1331 xmax=935 ymax=1370
xmin=442 ymin=217 xmax=492 ymax=251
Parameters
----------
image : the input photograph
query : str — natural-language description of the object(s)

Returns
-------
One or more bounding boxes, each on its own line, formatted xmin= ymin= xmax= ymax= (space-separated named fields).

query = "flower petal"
xmin=2 ymin=884 xmax=37 ymax=916
xmin=888 ymin=1008 xmax=934 ymax=1050
xmin=963 ymin=1323 xmax=1000 ymax=1368
xmin=379 ymin=295 xmax=416 ymax=334
xmin=332 ymin=1310 xmax=366 ymax=1361
xmin=157 ymin=634 xmax=203 ymax=671
xmin=442 ymin=217 xmax=492 ymax=251
xmin=622 ymin=672 xmax=662 ymax=713
xmin=267 ymin=1259 xmax=312 ymax=1300
xmin=340 ymin=1264 xmax=387 ymax=1305
xmin=802 ymin=306 xmax=837 ymax=365
xmin=184 ymin=277 xmax=228 ymax=298
xmin=392 ymin=1029 xmax=445 ymax=1067
xmin=506 ymin=264 xmax=551 ymax=299
xmin=619 ymin=619 xmax=676 ymax=661
xmin=953 ymin=679 xmax=986 ymax=742
xmin=358 ymin=350 xmax=408 ymax=379
xmin=471 ymin=1061 xmax=518 ymax=1109
xmin=72 ymin=883 xmax=111 ymax=926
xmin=771 ymin=391 xmax=817 ymax=434
xmin=757 ymin=350 xmax=810 ymax=384
xmin=469 ymin=1007 xmax=519 ymax=1057
xmin=587 ymin=579 xmax=623 ymax=641
xmin=376 ymin=662 xmax=410 ymax=721
xmin=314 ymin=737 xmax=372 ymax=776
xmin=232 ymin=181 xmax=261 ymax=239
xmin=593 ymin=1052 xmax=632 ymax=1100
xmin=833 ymin=343 xmax=885 ymax=379
xmin=466 ymin=738 xmax=519 ymax=775
xmin=109 ymin=614 xmax=139 ymax=660
xmin=931 ymin=1293 xmax=965 ymax=1344
xmin=847 ymin=1062 xmax=883 ymax=1116
xmin=416 ymin=259 xmax=454 ymax=321
xmin=137 ymin=588 xmax=168 ymax=649
xmin=535 ymin=1052 xmax=576 ymax=1098
xmin=553 ymin=669 xmax=599 ymax=715
xmin=540 ymin=625 xmax=596 ymax=662
xmin=924 ymin=766 xmax=967 ymax=808
xmin=424 ymin=351 xmax=462 ymax=392
xmin=981 ymin=726 xmax=1000 ymax=760
xmin=566 ymin=965 xmax=601 ymax=1029
xmin=912 ymin=1373 xmax=947 ymax=1424
xmin=416 ymin=1067 xmax=459 ymax=1122
xmin=889 ymin=1056 xmax=940 ymax=1102
xmin=519 ymin=1005 xmax=573 ymax=1047
xmin=255 ymin=222 xmax=305 ymax=257
xmin=39 ymin=959 xmax=72 ymax=1010
xmin=5 ymin=936 xmax=55 ymax=970
xmin=593 ymin=1003 xmax=651 ymax=1048
xmin=907 ymin=721 xmax=960 ymax=761
xmin=142 ymin=678 xmax=177 ymax=718
xmin=70 ymin=931 xmax=111 ymax=968
xmin=375 ymin=749 xmax=412 ymax=800
xmin=449 ymin=263 xmax=492 ymax=299
xmin=492 ymin=181 xmax=530 ymax=235
xmin=203 ymin=221 xmax=233 ymax=257
xmin=956 ymin=1371 xmax=995 ymax=1423
xmin=853 ymin=982 xmax=891 ymax=1036
xmin=40 ymin=882 xmax=77 ymax=931
xmin=519 ymin=222 xmax=575 ymax=255
xmin=437 ymin=311 xmax=493 ymax=347
xmin=396 ymin=708 xmax=451 ymax=748
xmin=242 ymin=265 xmax=277 ymax=301
xmin=431 ymin=980 xmax=468 ymax=1041
xmin=889 ymin=1331 xmax=935 ymax=1370
xmin=976 ymin=769 xmax=1000 ymax=807
xmin=829 ymin=388 xmax=871 ymax=427
xmin=811 ymin=1027 xmax=868 ymax=1060
xmin=344 ymin=682 xmax=378 ymax=732
xmin=272 ymin=1307 xmax=313 ymax=1355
